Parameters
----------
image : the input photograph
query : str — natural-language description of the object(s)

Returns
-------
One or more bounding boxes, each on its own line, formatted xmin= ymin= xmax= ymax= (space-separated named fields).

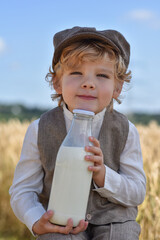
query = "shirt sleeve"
xmin=94 ymin=121 xmax=146 ymax=207
xmin=9 ymin=119 xmax=46 ymax=235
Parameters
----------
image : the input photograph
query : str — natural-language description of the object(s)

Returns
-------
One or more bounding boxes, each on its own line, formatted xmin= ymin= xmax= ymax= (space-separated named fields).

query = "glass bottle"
xmin=48 ymin=109 xmax=95 ymax=227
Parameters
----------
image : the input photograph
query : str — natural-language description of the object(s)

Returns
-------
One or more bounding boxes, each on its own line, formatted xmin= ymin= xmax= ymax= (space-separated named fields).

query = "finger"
xmin=85 ymin=146 xmax=102 ymax=156
xmin=89 ymin=136 xmax=100 ymax=147
xmin=85 ymin=155 xmax=102 ymax=165
xmin=70 ymin=220 xmax=88 ymax=234
xmin=88 ymin=165 xmax=101 ymax=172
xmin=64 ymin=218 xmax=74 ymax=234
xmin=84 ymin=221 xmax=89 ymax=230
xmin=49 ymin=218 xmax=73 ymax=234
xmin=41 ymin=210 xmax=54 ymax=224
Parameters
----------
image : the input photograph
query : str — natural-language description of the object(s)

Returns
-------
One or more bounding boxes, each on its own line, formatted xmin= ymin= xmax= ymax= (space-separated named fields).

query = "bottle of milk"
xmin=48 ymin=109 xmax=95 ymax=227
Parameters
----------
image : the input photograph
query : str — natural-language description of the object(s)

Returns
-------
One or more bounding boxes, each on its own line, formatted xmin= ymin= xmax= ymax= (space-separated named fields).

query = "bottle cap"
xmin=73 ymin=109 xmax=95 ymax=116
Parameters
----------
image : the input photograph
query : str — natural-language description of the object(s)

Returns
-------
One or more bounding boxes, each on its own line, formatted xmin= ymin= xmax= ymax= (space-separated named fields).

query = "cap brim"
xmin=53 ymin=32 xmax=120 ymax=66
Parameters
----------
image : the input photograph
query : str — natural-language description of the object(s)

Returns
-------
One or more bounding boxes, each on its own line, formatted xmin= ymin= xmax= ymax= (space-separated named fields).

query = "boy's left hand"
xmin=85 ymin=136 xmax=106 ymax=187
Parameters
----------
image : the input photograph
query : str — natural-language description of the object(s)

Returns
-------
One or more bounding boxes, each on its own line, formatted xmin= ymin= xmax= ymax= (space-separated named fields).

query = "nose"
xmin=81 ymin=77 xmax=95 ymax=89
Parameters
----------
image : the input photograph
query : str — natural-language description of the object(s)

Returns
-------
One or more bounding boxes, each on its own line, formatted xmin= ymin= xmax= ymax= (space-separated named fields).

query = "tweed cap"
xmin=53 ymin=26 xmax=130 ymax=68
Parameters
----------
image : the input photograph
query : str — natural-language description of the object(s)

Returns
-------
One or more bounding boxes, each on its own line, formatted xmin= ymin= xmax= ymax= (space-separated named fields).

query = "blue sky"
xmin=0 ymin=0 xmax=160 ymax=113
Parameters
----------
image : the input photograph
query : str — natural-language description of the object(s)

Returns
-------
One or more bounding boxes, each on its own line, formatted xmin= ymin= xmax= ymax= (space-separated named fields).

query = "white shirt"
xmin=9 ymin=106 xmax=146 ymax=234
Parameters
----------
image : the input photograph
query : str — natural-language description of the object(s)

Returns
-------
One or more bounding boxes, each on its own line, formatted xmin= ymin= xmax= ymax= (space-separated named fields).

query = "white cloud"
xmin=126 ymin=9 xmax=160 ymax=30
xmin=0 ymin=37 xmax=6 ymax=54
xmin=128 ymin=9 xmax=154 ymax=21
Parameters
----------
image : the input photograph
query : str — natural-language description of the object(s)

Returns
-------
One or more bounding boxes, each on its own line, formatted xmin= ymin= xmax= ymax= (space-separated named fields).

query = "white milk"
xmin=48 ymin=146 xmax=93 ymax=227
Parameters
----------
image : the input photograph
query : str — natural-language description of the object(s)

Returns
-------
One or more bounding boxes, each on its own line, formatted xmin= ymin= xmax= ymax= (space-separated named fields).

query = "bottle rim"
xmin=73 ymin=109 xmax=95 ymax=116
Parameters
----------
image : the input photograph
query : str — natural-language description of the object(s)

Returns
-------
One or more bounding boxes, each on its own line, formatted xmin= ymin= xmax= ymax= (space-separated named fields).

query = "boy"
xmin=9 ymin=26 xmax=146 ymax=239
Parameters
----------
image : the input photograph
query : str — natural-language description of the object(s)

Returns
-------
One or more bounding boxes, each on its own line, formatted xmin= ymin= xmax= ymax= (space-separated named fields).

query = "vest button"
xmin=86 ymin=214 xmax=92 ymax=220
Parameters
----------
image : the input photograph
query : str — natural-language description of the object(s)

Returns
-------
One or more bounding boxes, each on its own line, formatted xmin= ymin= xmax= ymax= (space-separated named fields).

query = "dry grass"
xmin=0 ymin=120 xmax=160 ymax=240
xmin=137 ymin=122 xmax=160 ymax=240
xmin=0 ymin=120 xmax=34 ymax=239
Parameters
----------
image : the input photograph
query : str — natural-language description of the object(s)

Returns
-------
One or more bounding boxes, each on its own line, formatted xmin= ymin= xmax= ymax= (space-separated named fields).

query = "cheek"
xmin=62 ymin=77 xmax=77 ymax=88
xmin=61 ymin=80 xmax=77 ymax=102
xmin=100 ymin=83 xmax=114 ymax=97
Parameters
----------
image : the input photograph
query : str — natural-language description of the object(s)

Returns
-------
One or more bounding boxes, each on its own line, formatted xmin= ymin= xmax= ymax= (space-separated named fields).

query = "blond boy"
xmin=9 ymin=27 xmax=146 ymax=240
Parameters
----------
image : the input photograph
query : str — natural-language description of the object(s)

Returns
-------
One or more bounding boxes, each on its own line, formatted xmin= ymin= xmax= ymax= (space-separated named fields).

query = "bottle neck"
xmin=62 ymin=113 xmax=93 ymax=147
xmin=71 ymin=114 xmax=93 ymax=137
xmin=73 ymin=113 xmax=94 ymax=121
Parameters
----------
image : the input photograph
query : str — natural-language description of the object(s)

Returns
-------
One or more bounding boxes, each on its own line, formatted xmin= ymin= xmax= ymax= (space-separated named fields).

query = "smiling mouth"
xmin=77 ymin=95 xmax=97 ymax=100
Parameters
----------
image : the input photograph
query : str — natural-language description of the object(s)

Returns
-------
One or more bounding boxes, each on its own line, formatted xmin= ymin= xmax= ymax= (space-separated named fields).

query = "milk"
xmin=48 ymin=146 xmax=93 ymax=227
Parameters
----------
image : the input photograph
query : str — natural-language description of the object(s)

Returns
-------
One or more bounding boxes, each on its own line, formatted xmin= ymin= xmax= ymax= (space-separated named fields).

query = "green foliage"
xmin=0 ymin=104 xmax=49 ymax=122
xmin=128 ymin=113 xmax=160 ymax=125
xmin=0 ymin=103 xmax=160 ymax=125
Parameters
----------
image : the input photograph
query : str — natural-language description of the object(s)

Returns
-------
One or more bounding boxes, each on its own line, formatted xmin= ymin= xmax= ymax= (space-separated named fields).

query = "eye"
xmin=97 ymin=74 xmax=109 ymax=79
xmin=70 ymin=72 xmax=82 ymax=75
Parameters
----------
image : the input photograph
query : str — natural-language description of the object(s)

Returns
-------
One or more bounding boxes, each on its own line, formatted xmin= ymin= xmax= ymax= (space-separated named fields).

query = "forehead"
xmin=65 ymin=53 xmax=115 ymax=70
xmin=60 ymin=40 xmax=117 ymax=63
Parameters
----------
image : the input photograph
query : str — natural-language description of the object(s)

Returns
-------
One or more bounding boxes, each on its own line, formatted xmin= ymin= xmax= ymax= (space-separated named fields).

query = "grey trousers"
xmin=36 ymin=221 xmax=141 ymax=240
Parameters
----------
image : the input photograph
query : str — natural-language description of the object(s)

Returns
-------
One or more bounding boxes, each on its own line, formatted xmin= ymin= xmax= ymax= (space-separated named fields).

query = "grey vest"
xmin=38 ymin=106 xmax=137 ymax=224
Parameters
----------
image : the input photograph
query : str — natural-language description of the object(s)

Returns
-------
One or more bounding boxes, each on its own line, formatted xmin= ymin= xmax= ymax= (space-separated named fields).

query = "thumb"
xmin=41 ymin=210 xmax=54 ymax=223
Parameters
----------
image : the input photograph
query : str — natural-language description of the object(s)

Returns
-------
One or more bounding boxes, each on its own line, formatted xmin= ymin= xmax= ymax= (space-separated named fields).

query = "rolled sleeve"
xmin=9 ymin=119 xmax=46 ymax=235
xmin=93 ymin=121 xmax=146 ymax=207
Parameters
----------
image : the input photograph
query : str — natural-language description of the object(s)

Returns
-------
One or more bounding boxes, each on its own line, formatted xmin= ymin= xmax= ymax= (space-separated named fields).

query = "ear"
xmin=113 ymin=81 xmax=123 ymax=100
xmin=53 ymin=76 xmax=62 ymax=94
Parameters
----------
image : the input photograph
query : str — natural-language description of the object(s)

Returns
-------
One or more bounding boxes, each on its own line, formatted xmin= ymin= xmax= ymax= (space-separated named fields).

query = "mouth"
xmin=77 ymin=95 xmax=97 ymax=100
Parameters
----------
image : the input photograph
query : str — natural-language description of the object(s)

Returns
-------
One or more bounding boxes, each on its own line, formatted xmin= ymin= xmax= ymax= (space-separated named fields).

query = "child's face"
xmin=55 ymin=56 xmax=121 ymax=114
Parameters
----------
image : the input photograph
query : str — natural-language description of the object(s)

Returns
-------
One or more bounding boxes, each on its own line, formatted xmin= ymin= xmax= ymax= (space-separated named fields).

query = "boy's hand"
xmin=85 ymin=136 xmax=106 ymax=187
xmin=32 ymin=210 xmax=88 ymax=235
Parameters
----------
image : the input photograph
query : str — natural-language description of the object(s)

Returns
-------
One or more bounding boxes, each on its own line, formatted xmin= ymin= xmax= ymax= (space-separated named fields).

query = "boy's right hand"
xmin=32 ymin=210 xmax=88 ymax=235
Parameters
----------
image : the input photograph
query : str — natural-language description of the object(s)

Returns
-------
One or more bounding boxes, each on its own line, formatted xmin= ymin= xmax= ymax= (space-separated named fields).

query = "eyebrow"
xmin=96 ymin=67 xmax=114 ymax=75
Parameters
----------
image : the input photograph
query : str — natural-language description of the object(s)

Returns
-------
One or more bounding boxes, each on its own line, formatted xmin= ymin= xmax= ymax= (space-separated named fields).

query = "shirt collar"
xmin=63 ymin=104 xmax=106 ymax=123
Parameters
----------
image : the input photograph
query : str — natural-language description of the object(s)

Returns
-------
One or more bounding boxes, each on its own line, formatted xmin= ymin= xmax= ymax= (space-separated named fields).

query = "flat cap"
xmin=53 ymin=26 xmax=130 ymax=68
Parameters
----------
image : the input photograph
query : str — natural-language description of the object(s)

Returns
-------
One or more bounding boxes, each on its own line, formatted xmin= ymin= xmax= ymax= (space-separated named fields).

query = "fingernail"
xmin=47 ymin=210 xmax=53 ymax=215
xmin=68 ymin=218 xmax=73 ymax=224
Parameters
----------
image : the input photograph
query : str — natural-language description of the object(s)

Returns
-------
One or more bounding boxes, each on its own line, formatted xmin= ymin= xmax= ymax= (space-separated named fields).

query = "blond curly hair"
xmin=46 ymin=40 xmax=131 ymax=109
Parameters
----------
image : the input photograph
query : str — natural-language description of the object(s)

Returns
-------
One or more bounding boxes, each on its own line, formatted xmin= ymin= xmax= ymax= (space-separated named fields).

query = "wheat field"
xmin=0 ymin=120 xmax=160 ymax=240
